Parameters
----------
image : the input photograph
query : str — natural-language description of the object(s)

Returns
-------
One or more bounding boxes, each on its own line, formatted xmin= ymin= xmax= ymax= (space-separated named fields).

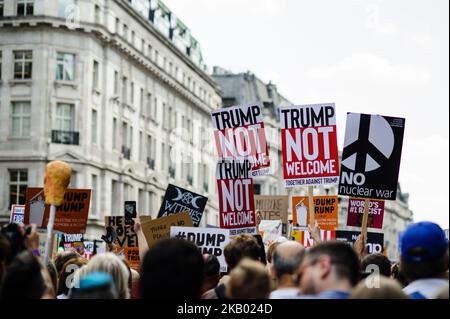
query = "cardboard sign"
xmin=157 ymin=184 xmax=207 ymax=227
xmin=258 ymin=220 xmax=283 ymax=252
xmin=211 ymin=103 xmax=270 ymax=176
xmin=170 ymin=226 xmax=231 ymax=272
xmin=292 ymin=196 xmax=338 ymax=230
xmin=347 ymin=197 xmax=385 ymax=229
xmin=335 ymin=230 xmax=384 ymax=254
xmin=338 ymin=113 xmax=405 ymax=200
xmin=280 ymin=104 xmax=339 ymax=187
xmin=291 ymin=228 xmax=336 ymax=248
xmin=216 ymin=159 xmax=257 ymax=235
xmin=10 ymin=204 xmax=25 ymax=225
xmin=254 ymin=195 xmax=289 ymax=234
xmin=24 ymin=187 xmax=91 ymax=233
xmin=141 ymin=212 xmax=193 ymax=247
xmin=38 ymin=230 xmax=57 ymax=261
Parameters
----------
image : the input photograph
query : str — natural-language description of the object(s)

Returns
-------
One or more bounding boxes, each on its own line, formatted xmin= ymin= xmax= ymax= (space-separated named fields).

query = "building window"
xmin=91 ymin=174 xmax=98 ymax=217
xmin=58 ymin=0 xmax=75 ymax=18
xmin=139 ymin=131 xmax=144 ymax=162
xmin=146 ymin=93 xmax=152 ymax=117
xmin=9 ymin=170 xmax=28 ymax=208
xmin=148 ymin=44 xmax=153 ymax=60
xmin=253 ymin=184 xmax=261 ymax=195
xmin=130 ymin=82 xmax=134 ymax=105
xmin=121 ymin=122 xmax=131 ymax=159
xmin=111 ymin=180 xmax=119 ymax=216
xmin=139 ymin=88 xmax=144 ymax=113
xmin=56 ymin=52 xmax=75 ymax=81
xmin=131 ymin=31 xmax=135 ymax=46
xmin=114 ymin=71 xmax=119 ymax=94
xmin=141 ymin=39 xmax=145 ymax=54
xmin=93 ymin=60 xmax=99 ymax=89
xmin=123 ymin=24 xmax=128 ymax=39
xmin=122 ymin=77 xmax=128 ymax=103
xmin=11 ymin=101 xmax=31 ymax=137
xmin=14 ymin=51 xmax=32 ymax=79
xmin=94 ymin=5 xmax=100 ymax=24
xmin=147 ymin=135 xmax=155 ymax=169
xmin=112 ymin=117 xmax=117 ymax=149
xmin=0 ymin=1 xmax=4 ymax=17
xmin=161 ymin=142 xmax=167 ymax=171
xmin=124 ymin=183 xmax=132 ymax=201
xmin=52 ymin=103 xmax=78 ymax=144
xmin=17 ymin=0 xmax=34 ymax=16
xmin=153 ymin=96 xmax=158 ymax=120
xmin=91 ymin=109 xmax=97 ymax=144
xmin=0 ymin=51 xmax=2 ymax=79
xmin=148 ymin=191 xmax=155 ymax=216
xmin=139 ymin=189 xmax=146 ymax=214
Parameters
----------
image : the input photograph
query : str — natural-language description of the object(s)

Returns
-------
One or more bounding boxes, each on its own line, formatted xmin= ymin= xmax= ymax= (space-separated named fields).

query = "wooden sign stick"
xmin=360 ymin=198 xmax=370 ymax=242
xmin=308 ymin=186 xmax=315 ymax=227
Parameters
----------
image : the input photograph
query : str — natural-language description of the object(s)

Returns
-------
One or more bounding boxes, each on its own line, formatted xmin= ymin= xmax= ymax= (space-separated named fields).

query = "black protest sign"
xmin=338 ymin=113 xmax=405 ymax=200
xmin=104 ymin=216 xmax=137 ymax=248
xmin=157 ymin=184 xmax=208 ymax=227
xmin=335 ymin=230 xmax=384 ymax=254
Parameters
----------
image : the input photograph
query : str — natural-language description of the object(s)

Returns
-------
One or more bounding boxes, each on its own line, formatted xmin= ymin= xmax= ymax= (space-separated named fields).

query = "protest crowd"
xmin=0 ymin=216 xmax=448 ymax=299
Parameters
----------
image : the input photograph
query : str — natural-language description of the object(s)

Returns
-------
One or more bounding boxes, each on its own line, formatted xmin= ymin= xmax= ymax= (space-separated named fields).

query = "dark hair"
xmin=0 ymin=223 xmax=26 ymax=260
xmin=140 ymin=238 xmax=204 ymax=299
xmin=0 ymin=234 xmax=12 ymax=280
xmin=391 ymin=262 xmax=409 ymax=287
xmin=360 ymin=253 xmax=391 ymax=278
xmin=253 ymin=235 xmax=267 ymax=265
xmin=57 ymin=256 xmax=88 ymax=296
xmin=307 ymin=241 xmax=360 ymax=286
xmin=54 ymin=251 xmax=80 ymax=274
xmin=204 ymin=254 xmax=220 ymax=279
xmin=401 ymin=252 xmax=448 ymax=281
xmin=273 ymin=245 xmax=305 ymax=279
xmin=0 ymin=251 xmax=46 ymax=299
xmin=224 ymin=234 xmax=261 ymax=271
xmin=46 ymin=261 xmax=58 ymax=297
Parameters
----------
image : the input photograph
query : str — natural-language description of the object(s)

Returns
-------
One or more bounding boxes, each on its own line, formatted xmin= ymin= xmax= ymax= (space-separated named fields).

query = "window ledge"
xmin=55 ymin=80 xmax=77 ymax=89
xmin=8 ymin=136 xmax=31 ymax=140
xmin=9 ymin=79 xmax=32 ymax=86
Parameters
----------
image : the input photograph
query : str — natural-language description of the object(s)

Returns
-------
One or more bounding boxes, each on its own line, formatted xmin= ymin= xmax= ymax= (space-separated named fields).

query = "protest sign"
xmin=37 ymin=230 xmax=57 ymax=261
xmin=105 ymin=216 xmax=140 ymax=271
xmin=280 ymin=103 xmax=339 ymax=187
xmin=258 ymin=220 xmax=283 ymax=252
xmin=346 ymin=197 xmax=385 ymax=229
xmin=59 ymin=233 xmax=85 ymax=255
xmin=254 ymin=195 xmax=289 ymax=234
xmin=24 ymin=187 xmax=91 ymax=233
xmin=335 ymin=230 xmax=384 ymax=254
xmin=216 ymin=159 xmax=256 ymax=235
xmin=291 ymin=228 xmax=335 ymax=248
xmin=338 ymin=113 xmax=405 ymax=200
xmin=157 ymin=184 xmax=207 ymax=227
xmin=170 ymin=226 xmax=231 ymax=272
xmin=10 ymin=204 xmax=25 ymax=225
xmin=82 ymin=241 xmax=95 ymax=260
xmin=211 ymin=103 xmax=270 ymax=176
xmin=292 ymin=196 xmax=338 ymax=230
xmin=141 ymin=212 xmax=193 ymax=247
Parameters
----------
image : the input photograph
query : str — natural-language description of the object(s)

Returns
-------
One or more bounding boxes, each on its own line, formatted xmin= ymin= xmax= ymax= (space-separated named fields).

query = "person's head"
xmin=299 ymin=241 xmax=360 ymax=295
xmin=226 ymin=258 xmax=271 ymax=299
xmin=69 ymin=272 xmax=118 ymax=299
xmin=0 ymin=233 xmax=12 ymax=280
xmin=272 ymin=241 xmax=305 ymax=287
xmin=267 ymin=242 xmax=281 ymax=264
xmin=82 ymin=253 xmax=130 ymax=299
xmin=140 ymin=238 xmax=204 ymax=299
xmin=53 ymin=251 xmax=80 ymax=274
xmin=201 ymin=254 xmax=220 ymax=294
xmin=57 ymin=256 xmax=88 ymax=296
xmin=0 ymin=223 xmax=26 ymax=260
xmin=0 ymin=251 xmax=46 ymax=299
xmin=360 ymin=253 xmax=391 ymax=278
xmin=350 ymin=276 xmax=408 ymax=299
xmin=390 ymin=262 xmax=409 ymax=288
xmin=399 ymin=222 xmax=448 ymax=282
xmin=224 ymin=234 xmax=261 ymax=271
xmin=46 ymin=261 xmax=58 ymax=297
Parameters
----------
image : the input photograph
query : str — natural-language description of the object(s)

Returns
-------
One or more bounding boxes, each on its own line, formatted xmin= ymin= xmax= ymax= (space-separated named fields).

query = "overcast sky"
xmin=164 ymin=0 xmax=449 ymax=228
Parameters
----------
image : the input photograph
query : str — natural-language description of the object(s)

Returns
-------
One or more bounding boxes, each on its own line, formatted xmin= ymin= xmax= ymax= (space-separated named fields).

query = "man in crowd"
xmin=270 ymin=241 xmax=305 ymax=299
xmin=297 ymin=241 xmax=360 ymax=299
xmin=400 ymin=222 xmax=448 ymax=299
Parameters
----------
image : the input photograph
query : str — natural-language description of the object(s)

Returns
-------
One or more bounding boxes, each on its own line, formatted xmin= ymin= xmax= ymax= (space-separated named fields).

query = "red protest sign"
xmin=346 ymin=197 xmax=385 ymax=229
xmin=291 ymin=228 xmax=336 ymax=248
xmin=24 ymin=187 xmax=91 ymax=234
xmin=280 ymin=104 xmax=339 ymax=187
xmin=211 ymin=103 xmax=270 ymax=176
xmin=216 ymin=159 xmax=257 ymax=235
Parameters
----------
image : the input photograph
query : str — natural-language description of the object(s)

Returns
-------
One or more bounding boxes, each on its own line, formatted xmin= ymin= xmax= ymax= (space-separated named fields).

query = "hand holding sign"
xmin=308 ymin=221 xmax=321 ymax=246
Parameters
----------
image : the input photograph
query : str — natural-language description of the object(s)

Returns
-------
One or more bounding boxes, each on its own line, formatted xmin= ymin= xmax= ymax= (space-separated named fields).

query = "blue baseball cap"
xmin=79 ymin=272 xmax=114 ymax=290
xmin=399 ymin=222 xmax=448 ymax=263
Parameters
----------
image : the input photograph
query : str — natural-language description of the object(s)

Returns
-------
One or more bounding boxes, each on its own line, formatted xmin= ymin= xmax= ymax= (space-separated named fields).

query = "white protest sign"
xmin=170 ymin=226 xmax=231 ymax=272
xmin=258 ymin=220 xmax=283 ymax=252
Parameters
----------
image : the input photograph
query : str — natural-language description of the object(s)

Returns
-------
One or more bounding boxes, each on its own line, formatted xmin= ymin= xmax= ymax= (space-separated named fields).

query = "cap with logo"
xmin=399 ymin=222 xmax=448 ymax=263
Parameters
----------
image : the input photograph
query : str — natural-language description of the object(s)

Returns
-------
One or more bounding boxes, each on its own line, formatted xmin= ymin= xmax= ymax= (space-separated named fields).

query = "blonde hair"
xmin=350 ymin=276 xmax=408 ymax=299
xmin=227 ymin=258 xmax=271 ymax=299
xmin=83 ymin=253 xmax=130 ymax=299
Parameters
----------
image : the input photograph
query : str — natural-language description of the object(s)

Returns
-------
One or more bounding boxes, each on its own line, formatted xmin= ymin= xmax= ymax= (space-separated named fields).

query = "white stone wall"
xmin=0 ymin=0 xmax=222 ymax=240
